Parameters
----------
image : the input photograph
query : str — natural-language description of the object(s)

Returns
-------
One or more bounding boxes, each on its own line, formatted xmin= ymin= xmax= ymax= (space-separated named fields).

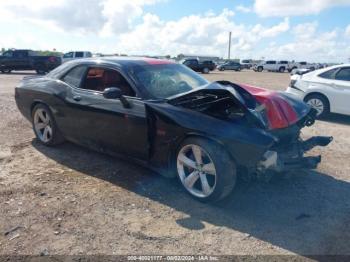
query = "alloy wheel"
xmin=177 ymin=144 xmax=216 ymax=198
xmin=306 ymin=98 xmax=324 ymax=116
xmin=34 ymin=108 xmax=53 ymax=143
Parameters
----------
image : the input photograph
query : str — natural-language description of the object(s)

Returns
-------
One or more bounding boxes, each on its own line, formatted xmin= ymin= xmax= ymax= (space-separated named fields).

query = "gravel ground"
xmin=0 ymin=70 xmax=350 ymax=256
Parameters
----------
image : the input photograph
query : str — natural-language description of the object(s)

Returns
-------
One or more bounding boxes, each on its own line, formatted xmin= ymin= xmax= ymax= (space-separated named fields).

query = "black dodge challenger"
xmin=15 ymin=57 xmax=332 ymax=202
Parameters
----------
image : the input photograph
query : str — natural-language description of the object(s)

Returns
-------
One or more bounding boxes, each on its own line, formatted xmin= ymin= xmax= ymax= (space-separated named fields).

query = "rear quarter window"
xmin=318 ymin=68 xmax=338 ymax=79
xmin=335 ymin=68 xmax=350 ymax=81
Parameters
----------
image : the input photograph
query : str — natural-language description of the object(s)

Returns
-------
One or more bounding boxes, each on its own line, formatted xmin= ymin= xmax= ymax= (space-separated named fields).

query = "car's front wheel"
xmin=176 ymin=137 xmax=236 ymax=202
xmin=257 ymin=66 xmax=263 ymax=72
xmin=32 ymin=104 xmax=65 ymax=146
xmin=304 ymin=94 xmax=330 ymax=118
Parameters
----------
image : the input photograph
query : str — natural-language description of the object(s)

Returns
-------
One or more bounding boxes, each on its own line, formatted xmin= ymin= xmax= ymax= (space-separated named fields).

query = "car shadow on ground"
xmin=320 ymin=113 xmax=350 ymax=126
xmin=33 ymin=140 xmax=350 ymax=256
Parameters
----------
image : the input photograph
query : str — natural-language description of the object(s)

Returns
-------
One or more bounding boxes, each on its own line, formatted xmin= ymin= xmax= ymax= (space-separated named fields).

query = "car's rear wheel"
xmin=202 ymin=67 xmax=210 ymax=74
xmin=36 ymin=69 xmax=46 ymax=75
xmin=279 ymin=67 xmax=285 ymax=73
xmin=304 ymin=94 xmax=330 ymax=118
xmin=1 ymin=69 xmax=12 ymax=74
xmin=176 ymin=137 xmax=236 ymax=202
xmin=32 ymin=104 xmax=65 ymax=146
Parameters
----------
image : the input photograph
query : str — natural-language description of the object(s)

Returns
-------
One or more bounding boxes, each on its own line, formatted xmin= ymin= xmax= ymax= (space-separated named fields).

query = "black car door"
xmin=60 ymin=65 xmax=149 ymax=160
xmin=12 ymin=51 xmax=30 ymax=70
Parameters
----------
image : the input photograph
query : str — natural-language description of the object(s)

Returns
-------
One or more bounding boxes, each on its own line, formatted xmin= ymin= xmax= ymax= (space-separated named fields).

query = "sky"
xmin=0 ymin=0 xmax=349 ymax=62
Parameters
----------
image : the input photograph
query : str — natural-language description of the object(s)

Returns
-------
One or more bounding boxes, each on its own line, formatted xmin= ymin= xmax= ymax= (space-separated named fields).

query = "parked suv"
xmin=62 ymin=51 xmax=92 ymax=63
xmin=182 ymin=59 xmax=216 ymax=74
xmin=0 ymin=49 xmax=61 ymax=74
xmin=240 ymin=59 xmax=253 ymax=69
xmin=254 ymin=60 xmax=289 ymax=73
xmin=217 ymin=61 xmax=241 ymax=71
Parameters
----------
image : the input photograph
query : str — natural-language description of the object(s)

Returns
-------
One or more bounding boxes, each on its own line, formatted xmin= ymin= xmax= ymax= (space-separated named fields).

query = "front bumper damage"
xmin=256 ymin=106 xmax=333 ymax=179
xmin=257 ymin=136 xmax=333 ymax=176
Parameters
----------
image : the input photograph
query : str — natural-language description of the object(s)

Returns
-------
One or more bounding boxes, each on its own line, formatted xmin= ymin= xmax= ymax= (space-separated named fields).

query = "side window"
xmin=75 ymin=52 xmax=84 ymax=58
xmin=62 ymin=66 xmax=87 ymax=88
xmin=266 ymin=61 xmax=276 ymax=64
xmin=184 ymin=60 xmax=196 ymax=66
xmin=81 ymin=67 xmax=136 ymax=96
xmin=86 ymin=52 xmax=92 ymax=58
xmin=28 ymin=50 xmax=37 ymax=56
xmin=63 ymin=52 xmax=73 ymax=58
xmin=3 ymin=51 xmax=13 ymax=57
xmin=14 ymin=51 xmax=28 ymax=58
xmin=335 ymin=68 xmax=350 ymax=81
xmin=318 ymin=68 xmax=338 ymax=79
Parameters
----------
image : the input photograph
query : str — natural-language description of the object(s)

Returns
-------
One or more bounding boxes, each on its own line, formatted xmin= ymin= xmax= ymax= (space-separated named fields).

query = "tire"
xmin=202 ymin=67 xmax=210 ymax=74
xmin=36 ymin=69 xmax=46 ymax=75
xmin=236 ymin=67 xmax=241 ymax=71
xmin=257 ymin=66 xmax=263 ymax=72
xmin=176 ymin=137 xmax=236 ymax=203
xmin=31 ymin=104 xmax=65 ymax=146
xmin=219 ymin=67 xmax=225 ymax=71
xmin=279 ymin=67 xmax=285 ymax=73
xmin=1 ymin=69 xmax=12 ymax=74
xmin=304 ymin=94 xmax=330 ymax=118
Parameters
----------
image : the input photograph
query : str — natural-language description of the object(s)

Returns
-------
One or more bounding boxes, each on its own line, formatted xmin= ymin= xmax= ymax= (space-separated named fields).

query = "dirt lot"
xmin=1 ymin=70 xmax=350 ymax=256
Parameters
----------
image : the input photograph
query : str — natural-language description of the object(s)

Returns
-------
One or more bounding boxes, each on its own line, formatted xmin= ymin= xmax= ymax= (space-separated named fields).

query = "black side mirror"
xmin=103 ymin=87 xmax=130 ymax=108
xmin=103 ymin=87 xmax=122 ymax=99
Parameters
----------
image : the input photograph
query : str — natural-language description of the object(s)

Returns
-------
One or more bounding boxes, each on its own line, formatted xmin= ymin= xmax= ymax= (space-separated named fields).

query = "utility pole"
xmin=228 ymin=31 xmax=232 ymax=60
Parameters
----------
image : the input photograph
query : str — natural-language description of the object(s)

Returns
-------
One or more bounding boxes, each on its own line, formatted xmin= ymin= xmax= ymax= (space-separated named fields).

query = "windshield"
xmin=130 ymin=64 xmax=209 ymax=99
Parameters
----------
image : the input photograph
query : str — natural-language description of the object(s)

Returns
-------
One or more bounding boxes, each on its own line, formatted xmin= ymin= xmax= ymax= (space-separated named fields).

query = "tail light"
xmin=48 ymin=56 xmax=56 ymax=63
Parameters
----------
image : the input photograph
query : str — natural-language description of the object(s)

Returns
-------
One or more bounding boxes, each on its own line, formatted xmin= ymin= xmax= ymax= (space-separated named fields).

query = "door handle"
xmin=73 ymin=95 xmax=82 ymax=101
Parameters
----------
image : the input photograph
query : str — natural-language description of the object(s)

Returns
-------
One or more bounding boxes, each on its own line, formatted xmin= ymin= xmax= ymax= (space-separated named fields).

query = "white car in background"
xmin=288 ymin=61 xmax=318 ymax=73
xmin=62 ymin=51 xmax=92 ymax=63
xmin=286 ymin=64 xmax=350 ymax=118
xmin=253 ymin=60 xmax=289 ymax=73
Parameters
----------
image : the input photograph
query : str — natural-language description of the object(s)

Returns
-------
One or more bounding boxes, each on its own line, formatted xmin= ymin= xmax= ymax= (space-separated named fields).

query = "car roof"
xmin=316 ymin=63 xmax=350 ymax=73
xmin=66 ymin=56 xmax=175 ymax=68
xmin=301 ymin=63 xmax=350 ymax=79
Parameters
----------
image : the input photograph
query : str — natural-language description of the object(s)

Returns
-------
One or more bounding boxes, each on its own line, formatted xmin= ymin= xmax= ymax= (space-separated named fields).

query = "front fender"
xmin=145 ymin=102 xmax=276 ymax=177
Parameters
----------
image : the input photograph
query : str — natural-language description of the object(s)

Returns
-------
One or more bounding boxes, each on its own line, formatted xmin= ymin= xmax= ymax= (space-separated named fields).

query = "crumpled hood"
xmin=239 ymin=84 xmax=311 ymax=129
xmin=168 ymin=81 xmax=312 ymax=130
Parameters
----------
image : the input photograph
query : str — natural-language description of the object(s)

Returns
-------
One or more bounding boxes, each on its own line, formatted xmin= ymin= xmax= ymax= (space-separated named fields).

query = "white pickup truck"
xmin=62 ymin=51 xmax=92 ymax=63
xmin=253 ymin=60 xmax=289 ymax=73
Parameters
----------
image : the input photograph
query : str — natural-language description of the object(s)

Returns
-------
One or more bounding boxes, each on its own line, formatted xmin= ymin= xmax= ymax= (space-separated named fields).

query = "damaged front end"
xmin=254 ymin=99 xmax=333 ymax=178
xmin=167 ymin=81 xmax=332 ymax=179
xmin=223 ymin=82 xmax=334 ymax=177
